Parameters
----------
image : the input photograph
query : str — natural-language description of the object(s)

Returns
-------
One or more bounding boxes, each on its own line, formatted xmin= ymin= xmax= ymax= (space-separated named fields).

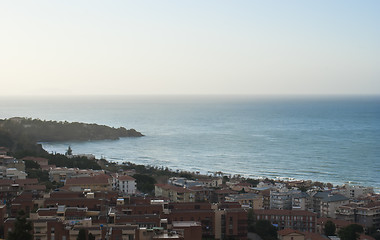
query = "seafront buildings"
xmin=0 ymin=149 xmax=378 ymax=239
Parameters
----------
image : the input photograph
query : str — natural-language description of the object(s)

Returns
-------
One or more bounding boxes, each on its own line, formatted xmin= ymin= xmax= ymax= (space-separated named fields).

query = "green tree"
xmin=7 ymin=210 xmax=33 ymax=240
xmin=24 ymin=160 xmax=40 ymax=170
xmin=324 ymin=220 xmax=336 ymax=236
xmin=65 ymin=146 xmax=73 ymax=156
xmin=133 ymin=174 xmax=157 ymax=193
xmin=247 ymin=209 xmax=255 ymax=232
xmin=77 ymin=229 xmax=86 ymax=240
xmin=254 ymin=220 xmax=278 ymax=240
xmin=338 ymin=224 xmax=364 ymax=240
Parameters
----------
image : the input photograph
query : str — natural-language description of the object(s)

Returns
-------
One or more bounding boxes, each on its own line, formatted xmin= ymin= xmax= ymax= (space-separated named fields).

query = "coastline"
xmin=41 ymin=143 xmax=380 ymax=194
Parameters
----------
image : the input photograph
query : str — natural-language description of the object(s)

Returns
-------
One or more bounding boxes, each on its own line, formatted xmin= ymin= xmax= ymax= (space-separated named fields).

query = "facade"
xmin=338 ymin=184 xmax=374 ymax=199
xmin=313 ymin=191 xmax=349 ymax=218
xmin=270 ymin=188 xmax=301 ymax=210
xmin=254 ymin=209 xmax=317 ymax=232
xmin=225 ymin=193 xmax=263 ymax=209
xmin=292 ymin=192 xmax=312 ymax=211
xmin=112 ymin=174 xmax=136 ymax=195
xmin=356 ymin=202 xmax=380 ymax=228
xmin=5 ymin=168 xmax=27 ymax=179
xmin=155 ymin=184 xmax=195 ymax=202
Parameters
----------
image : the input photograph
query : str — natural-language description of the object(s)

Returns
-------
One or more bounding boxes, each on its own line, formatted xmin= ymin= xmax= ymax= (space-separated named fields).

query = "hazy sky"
xmin=1 ymin=1 xmax=379 ymax=96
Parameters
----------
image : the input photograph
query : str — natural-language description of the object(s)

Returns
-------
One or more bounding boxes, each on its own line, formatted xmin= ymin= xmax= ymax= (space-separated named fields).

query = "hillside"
xmin=0 ymin=117 xmax=143 ymax=153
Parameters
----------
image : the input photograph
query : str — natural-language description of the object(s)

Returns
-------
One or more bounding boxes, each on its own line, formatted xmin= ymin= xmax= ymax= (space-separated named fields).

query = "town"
xmin=0 ymin=146 xmax=379 ymax=240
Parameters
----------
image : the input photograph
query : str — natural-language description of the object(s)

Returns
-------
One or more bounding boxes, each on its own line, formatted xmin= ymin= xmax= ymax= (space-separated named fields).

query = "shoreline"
xmin=42 ymin=144 xmax=379 ymax=193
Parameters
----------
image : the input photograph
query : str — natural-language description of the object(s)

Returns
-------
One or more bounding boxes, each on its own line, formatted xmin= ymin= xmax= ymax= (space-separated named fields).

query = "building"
xmin=155 ymin=184 xmax=195 ymax=203
xmin=277 ymin=229 xmax=327 ymax=240
xmin=355 ymin=201 xmax=380 ymax=228
xmin=112 ymin=174 xmax=136 ymax=195
xmin=49 ymin=167 xmax=105 ymax=183
xmin=292 ymin=192 xmax=312 ymax=211
xmin=338 ymin=184 xmax=374 ymax=199
xmin=225 ymin=193 xmax=263 ymax=209
xmin=270 ymin=188 xmax=301 ymax=210
xmin=5 ymin=168 xmax=27 ymax=179
xmin=64 ymin=174 xmax=112 ymax=192
xmin=312 ymin=191 xmax=349 ymax=218
xmin=254 ymin=209 xmax=317 ymax=232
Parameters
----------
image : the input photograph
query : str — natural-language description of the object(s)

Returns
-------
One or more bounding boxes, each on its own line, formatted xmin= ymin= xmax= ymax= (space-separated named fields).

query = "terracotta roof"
xmin=317 ymin=217 xmax=356 ymax=228
xmin=361 ymin=201 xmax=380 ymax=209
xmin=14 ymin=178 xmax=38 ymax=185
xmin=155 ymin=184 xmax=192 ymax=193
xmin=117 ymin=175 xmax=135 ymax=181
xmin=65 ymin=174 xmax=110 ymax=186
xmin=215 ymin=189 xmax=236 ymax=194
xmin=278 ymin=229 xmax=304 ymax=236
xmin=0 ymin=179 xmax=13 ymax=186
xmin=24 ymin=185 xmax=46 ymax=191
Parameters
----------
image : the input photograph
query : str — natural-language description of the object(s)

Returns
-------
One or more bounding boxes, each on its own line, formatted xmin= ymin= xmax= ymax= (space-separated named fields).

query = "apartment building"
xmin=254 ymin=209 xmax=317 ymax=232
xmin=270 ymin=188 xmax=301 ymax=210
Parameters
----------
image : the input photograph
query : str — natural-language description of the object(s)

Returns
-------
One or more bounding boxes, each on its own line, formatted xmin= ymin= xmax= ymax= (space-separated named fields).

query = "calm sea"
xmin=1 ymin=95 xmax=379 ymax=192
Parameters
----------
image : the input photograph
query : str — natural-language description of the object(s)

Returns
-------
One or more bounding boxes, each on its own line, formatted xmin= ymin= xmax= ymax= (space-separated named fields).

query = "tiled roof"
xmin=24 ymin=185 xmax=46 ymax=191
xmin=117 ymin=175 xmax=135 ymax=181
xmin=361 ymin=201 xmax=380 ymax=209
xmin=0 ymin=179 xmax=13 ymax=186
xmin=278 ymin=229 xmax=304 ymax=236
xmin=317 ymin=217 xmax=356 ymax=227
xmin=65 ymin=174 xmax=110 ymax=185
xmin=15 ymin=178 xmax=38 ymax=185
xmin=155 ymin=184 xmax=192 ymax=193
xmin=314 ymin=191 xmax=348 ymax=202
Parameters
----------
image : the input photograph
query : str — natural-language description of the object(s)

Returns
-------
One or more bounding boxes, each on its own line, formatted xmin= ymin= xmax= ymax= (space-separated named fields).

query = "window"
xmin=51 ymin=227 xmax=55 ymax=233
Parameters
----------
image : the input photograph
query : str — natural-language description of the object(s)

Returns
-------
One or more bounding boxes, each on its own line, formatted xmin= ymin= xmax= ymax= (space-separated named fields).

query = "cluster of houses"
xmin=0 ymin=147 xmax=379 ymax=240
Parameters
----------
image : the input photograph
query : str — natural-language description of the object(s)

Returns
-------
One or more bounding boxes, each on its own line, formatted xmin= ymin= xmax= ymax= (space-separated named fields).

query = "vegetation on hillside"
xmin=0 ymin=117 xmax=143 ymax=143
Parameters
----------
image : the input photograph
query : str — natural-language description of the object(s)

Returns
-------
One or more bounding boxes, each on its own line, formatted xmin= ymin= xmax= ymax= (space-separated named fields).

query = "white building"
xmin=5 ymin=168 xmax=27 ymax=179
xmin=270 ymin=188 xmax=301 ymax=210
xmin=338 ymin=184 xmax=374 ymax=199
xmin=112 ymin=174 xmax=136 ymax=195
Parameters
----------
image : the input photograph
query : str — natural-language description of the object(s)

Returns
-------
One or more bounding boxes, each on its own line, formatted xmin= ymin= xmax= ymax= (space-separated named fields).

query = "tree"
xmin=338 ymin=224 xmax=364 ymax=240
xmin=88 ymin=233 xmax=95 ymax=240
xmin=324 ymin=220 xmax=336 ymax=236
xmin=7 ymin=210 xmax=33 ymax=240
xmin=254 ymin=220 xmax=278 ymax=240
xmin=247 ymin=209 xmax=255 ymax=232
xmin=65 ymin=146 xmax=73 ymax=156
xmin=133 ymin=174 xmax=157 ymax=193
xmin=76 ymin=229 xmax=86 ymax=240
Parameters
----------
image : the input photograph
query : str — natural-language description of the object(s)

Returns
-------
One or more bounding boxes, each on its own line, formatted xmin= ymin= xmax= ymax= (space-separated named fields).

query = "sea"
xmin=1 ymin=95 xmax=379 ymax=192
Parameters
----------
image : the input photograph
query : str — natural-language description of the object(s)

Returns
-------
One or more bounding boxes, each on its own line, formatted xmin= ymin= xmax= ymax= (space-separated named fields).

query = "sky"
xmin=0 ymin=1 xmax=379 ymax=96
